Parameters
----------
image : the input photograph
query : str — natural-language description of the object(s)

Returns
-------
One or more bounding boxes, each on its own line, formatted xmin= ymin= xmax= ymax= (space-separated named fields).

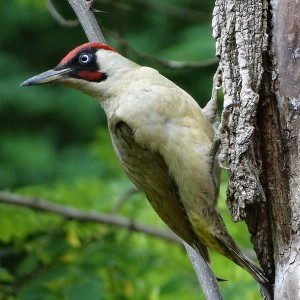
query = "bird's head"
xmin=21 ymin=42 xmax=137 ymax=98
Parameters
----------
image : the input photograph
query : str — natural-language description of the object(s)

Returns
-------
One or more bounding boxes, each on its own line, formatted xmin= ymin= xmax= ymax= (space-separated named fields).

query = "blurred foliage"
xmin=0 ymin=0 xmax=261 ymax=299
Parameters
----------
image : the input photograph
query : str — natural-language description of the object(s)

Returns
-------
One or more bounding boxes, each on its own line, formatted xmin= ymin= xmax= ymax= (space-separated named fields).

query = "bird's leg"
xmin=206 ymin=66 xmax=229 ymax=170
xmin=203 ymin=66 xmax=222 ymax=124
xmin=209 ymin=137 xmax=221 ymax=162
xmin=207 ymin=66 xmax=241 ymax=170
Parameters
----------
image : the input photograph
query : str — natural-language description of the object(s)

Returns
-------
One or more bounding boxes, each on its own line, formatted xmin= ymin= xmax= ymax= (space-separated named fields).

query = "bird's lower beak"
xmin=21 ymin=68 xmax=71 ymax=86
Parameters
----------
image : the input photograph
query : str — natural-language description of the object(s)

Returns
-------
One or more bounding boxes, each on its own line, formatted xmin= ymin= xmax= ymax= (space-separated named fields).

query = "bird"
xmin=21 ymin=42 xmax=271 ymax=289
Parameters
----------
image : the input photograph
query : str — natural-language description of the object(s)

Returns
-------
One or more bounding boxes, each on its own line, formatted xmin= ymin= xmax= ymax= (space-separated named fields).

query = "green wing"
xmin=108 ymin=115 xmax=209 ymax=262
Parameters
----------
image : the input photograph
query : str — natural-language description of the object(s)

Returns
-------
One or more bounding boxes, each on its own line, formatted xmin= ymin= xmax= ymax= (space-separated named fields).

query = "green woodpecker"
xmin=22 ymin=42 xmax=270 ymax=287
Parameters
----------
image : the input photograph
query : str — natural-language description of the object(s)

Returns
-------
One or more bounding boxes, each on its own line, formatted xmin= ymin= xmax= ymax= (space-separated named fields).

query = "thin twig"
xmin=0 ymin=191 xmax=180 ymax=244
xmin=98 ymin=0 xmax=210 ymax=22
xmin=132 ymin=0 xmax=211 ymax=22
xmin=112 ymin=186 xmax=139 ymax=213
xmin=68 ymin=0 xmax=106 ymax=43
xmin=46 ymin=0 xmax=79 ymax=27
xmin=105 ymin=29 xmax=219 ymax=69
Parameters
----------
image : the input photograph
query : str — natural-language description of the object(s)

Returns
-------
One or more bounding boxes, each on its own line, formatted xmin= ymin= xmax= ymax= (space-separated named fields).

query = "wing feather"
xmin=109 ymin=115 xmax=209 ymax=262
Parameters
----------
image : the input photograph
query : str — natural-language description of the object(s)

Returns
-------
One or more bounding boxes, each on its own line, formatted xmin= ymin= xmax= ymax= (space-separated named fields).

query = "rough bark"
xmin=212 ymin=0 xmax=275 ymax=282
xmin=212 ymin=0 xmax=268 ymax=218
xmin=213 ymin=0 xmax=300 ymax=298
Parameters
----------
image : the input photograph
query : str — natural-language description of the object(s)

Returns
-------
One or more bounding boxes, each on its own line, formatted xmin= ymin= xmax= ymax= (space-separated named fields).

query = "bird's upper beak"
xmin=21 ymin=67 xmax=71 ymax=86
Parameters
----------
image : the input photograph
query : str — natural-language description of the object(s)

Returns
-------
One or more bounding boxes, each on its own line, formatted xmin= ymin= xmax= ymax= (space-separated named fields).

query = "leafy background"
xmin=0 ymin=0 xmax=261 ymax=299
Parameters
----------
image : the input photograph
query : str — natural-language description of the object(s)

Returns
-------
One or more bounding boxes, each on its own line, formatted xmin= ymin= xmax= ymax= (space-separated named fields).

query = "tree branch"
xmin=0 ymin=191 xmax=180 ymax=244
xmin=183 ymin=242 xmax=223 ymax=300
xmin=68 ymin=0 xmax=106 ymax=43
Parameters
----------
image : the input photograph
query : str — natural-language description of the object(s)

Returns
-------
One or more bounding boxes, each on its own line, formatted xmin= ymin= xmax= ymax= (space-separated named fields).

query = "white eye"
xmin=79 ymin=53 xmax=91 ymax=64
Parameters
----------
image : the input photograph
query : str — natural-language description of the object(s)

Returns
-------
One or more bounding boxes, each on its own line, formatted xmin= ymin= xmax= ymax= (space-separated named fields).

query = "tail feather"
xmin=218 ymin=237 xmax=273 ymax=297
xmin=223 ymin=240 xmax=268 ymax=284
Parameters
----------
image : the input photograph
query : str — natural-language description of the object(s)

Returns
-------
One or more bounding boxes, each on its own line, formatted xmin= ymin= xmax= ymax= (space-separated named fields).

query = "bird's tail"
xmin=219 ymin=237 xmax=273 ymax=298
xmin=190 ymin=210 xmax=273 ymax=297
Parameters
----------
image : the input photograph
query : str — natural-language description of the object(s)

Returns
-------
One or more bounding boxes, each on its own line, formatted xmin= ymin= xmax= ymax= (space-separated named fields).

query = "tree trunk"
xmin=272 ymin=1 xmax=300 ymax=298
xmin=213 ymin=0 xmax=300 ymax=298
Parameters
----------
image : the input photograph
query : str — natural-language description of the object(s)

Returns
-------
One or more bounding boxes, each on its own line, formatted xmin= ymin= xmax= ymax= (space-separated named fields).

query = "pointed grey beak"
xmin=21 ymin=68 xmax=71 ymax=86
